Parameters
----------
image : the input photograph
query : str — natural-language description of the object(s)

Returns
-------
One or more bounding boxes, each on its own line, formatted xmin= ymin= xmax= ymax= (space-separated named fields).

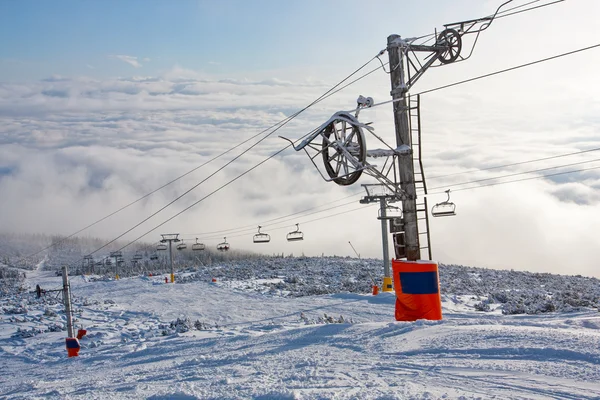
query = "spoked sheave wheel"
xmin=321 ymin=113 xmax=366 ymax=186
xmin=436 ymin=28 xmax=462 ymax=64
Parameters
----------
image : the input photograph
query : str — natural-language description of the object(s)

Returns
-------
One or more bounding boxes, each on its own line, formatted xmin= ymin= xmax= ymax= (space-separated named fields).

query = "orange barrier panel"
xmin=392 ymin=259 xmax=442 ymax=321
xmin=65 ymin=337 xmax=80 ymax=357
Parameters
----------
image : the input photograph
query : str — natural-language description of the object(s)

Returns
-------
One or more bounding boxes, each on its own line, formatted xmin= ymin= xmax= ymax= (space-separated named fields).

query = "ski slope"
xmin=1 ymin=266 xmax=600 ymax=399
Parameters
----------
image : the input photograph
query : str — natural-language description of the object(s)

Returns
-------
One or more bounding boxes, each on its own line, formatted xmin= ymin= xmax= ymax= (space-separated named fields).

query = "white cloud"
xmin=109 ymin=55 xmax=144 ymax=68
xmin=0 ymin=52 xmax=599 ymax=278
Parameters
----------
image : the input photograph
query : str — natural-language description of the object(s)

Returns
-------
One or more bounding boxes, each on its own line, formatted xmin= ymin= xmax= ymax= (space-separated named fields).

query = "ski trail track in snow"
xmin=1 ymin=273 xmax=600 ymax=399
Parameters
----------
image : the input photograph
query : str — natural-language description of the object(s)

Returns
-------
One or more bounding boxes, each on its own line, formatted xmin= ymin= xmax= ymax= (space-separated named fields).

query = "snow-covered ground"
xmin=2 ymin=262 xmax=600 ymax=399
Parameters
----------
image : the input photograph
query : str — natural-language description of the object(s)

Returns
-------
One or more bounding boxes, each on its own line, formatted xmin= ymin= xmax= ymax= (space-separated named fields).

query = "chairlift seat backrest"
xmin=176 ymin=243 xmax=187 ymax=250
xmin=253 ymin=233 xmax=271 ymax=243
xmin=286 ymin=232 xmax=304 ymax=241
xmin=286 ymin=223 xmax=304 ymax=241
xmin=157 ymin=244 xmax=167 ymax=251
xmin=431 ymin=189 xmax=456 ymax=218
xmin=431 ymin=202 xmax=456 ymax=217
xmin=217 ymin=238 xmax=230 ymax=251
xmin=253 ymin=226 xmax=271 ymax=243
xmin=217 ymin=244 xmax=230 ymax=251
xmin=192 ymin=243 xmax=205 ymax=251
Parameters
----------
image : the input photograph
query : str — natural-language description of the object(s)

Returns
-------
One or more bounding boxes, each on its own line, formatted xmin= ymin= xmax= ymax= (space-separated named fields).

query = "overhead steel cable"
xmin=57 ymin=8 xmax=591 ymax=264
xmin=428 ymin=147 xmax=600 ymax=180
xmin=214 ymin=204 xmax=377 ymax=241
xmin=179 ymin=191 xmax=364 ymax=238
xmin=418 ymin=43 xmax=600 ymax=96
xmin=430 ymin=157 xmax=600 ymax=190
xmin=429 ymin=165 xmax=600 ymax=195
xmin=402 ymin=0 xmax=563 ymax=45
xmin=69 ymin=55 xmax=386 ymax=265
xmin=494 ymin=0 xmax=565 ymax=20
xmin=185 ymin=155 xmax=600 ymax=241
xmin=107 ymin=44 xmax=600 ymax=255
xmin=188 ymin=157 xmax=600 ymax=241
xmin=186 ymin=199 xmax=364 ymax=242
xmin=358 ymin=42 xmax=600 ymax=114
xmin=16 ymin=58 xmax=386 ymax=267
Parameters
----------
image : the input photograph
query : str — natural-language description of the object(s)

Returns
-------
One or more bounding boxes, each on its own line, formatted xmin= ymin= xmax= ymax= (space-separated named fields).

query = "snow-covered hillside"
xmin=1 ymin=255 xmax=600 ymax=399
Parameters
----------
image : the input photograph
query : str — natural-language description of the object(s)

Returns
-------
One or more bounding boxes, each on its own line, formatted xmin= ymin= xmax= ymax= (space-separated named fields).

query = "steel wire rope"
xmin=17 ymin=61 xmax=387 ymax=267
xmin=111 ymin=43 xmax=600 ymax=254
xmin=179 ymin=191 xmax=364 ymax=238
xmin=429 ymin=157 xmax=600 ymax=190
xmin=63 ymin=59 xmax=386 ymax=267
xmin=15 ymin=2 xmax=561 ymax=265
xmin=110 ymin=41 xmax=600 ymax=254
xmin=400 ymin=0 xmax=563 ymax=45
xmin=428 ymin=146 xmax=600 ymax=180
xmin=186 ymin=152 xmax=600 ymax=240
xmin=176 ymin=149 xmax=600 ymax=241
xmin=428 ymin=165 xmax=600 ymax=195
xmin=57 ymin=3 xmax=581 ymax=266
xmin=187 ymin=199 xmax=364 ymax=242
xmin=494 ymin=0 xmax=564 ymax=20
xmin=212 ymin=204 xmax=377 ymax=241
xmin=360 ymin=42 xmax=600 ymax=113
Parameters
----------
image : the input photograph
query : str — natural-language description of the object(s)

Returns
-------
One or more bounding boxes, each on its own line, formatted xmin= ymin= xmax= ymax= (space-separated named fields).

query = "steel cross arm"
xmin=407 ymin=44 xmax=447 ymax=53
xmin=404 ymin=52 xmax=440 ymax=93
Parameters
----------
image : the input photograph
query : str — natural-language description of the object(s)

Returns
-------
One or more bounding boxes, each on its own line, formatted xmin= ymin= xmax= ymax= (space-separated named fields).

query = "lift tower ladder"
xmin=408 ymin=94 xmax=432 ymax=260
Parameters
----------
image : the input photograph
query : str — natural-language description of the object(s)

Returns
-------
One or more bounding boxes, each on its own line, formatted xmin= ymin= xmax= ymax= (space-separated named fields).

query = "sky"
xmin=1 ymin=0 xmax=600 ymax=277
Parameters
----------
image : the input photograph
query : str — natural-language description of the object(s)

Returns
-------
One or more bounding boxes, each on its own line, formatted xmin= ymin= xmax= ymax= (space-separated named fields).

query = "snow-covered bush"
xmin=12 ymin=327 xmax=43 ymax=338
xmin=43 ymin=308 xmax=58 ymax=317
xmin=4 ymin=306 xmax=28 ymax=314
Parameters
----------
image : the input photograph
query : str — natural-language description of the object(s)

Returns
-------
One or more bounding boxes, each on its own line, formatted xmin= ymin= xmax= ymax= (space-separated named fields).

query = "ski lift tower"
xmin=82 ymin=255 xmax=94 ymax=275
xmin=160 ymin=234 xmax=180 ymax=283
xmin=109 ymin=251 xmax=123 ymax=279
xmin=379 ymin=6 xmax=507 ymax=287
xmin=283 ymin=2 xmax=508 ymax=293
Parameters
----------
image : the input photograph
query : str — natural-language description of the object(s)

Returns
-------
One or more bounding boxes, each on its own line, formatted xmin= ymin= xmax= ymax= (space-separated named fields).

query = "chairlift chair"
xmin=431 ymin=189 xmax=456 ymax=217
xmin=150 ymin=253 xmax=159 ymax=261
xmin=253 ymin=226 xmax=271 ymax=244
xmin=133 ymin=251 xmax=143 ymax=260
xmin=176 ymin=240 xmax=187 ymax=251
xmin=192 ymin=237 xmax=206 ymax=251
xmin=217 ymin=237 xmax=230 ymax=252
xmin=286 ymin=224 xmax=304 ymax=242
xmin=156 ymin=243 xmax=168 ymax=251
xmin=105 ymin=258 xmax=112 ymax=266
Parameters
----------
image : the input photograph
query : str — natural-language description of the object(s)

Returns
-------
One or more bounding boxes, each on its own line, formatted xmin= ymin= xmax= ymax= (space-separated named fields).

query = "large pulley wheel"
xmin=321 ymin=113 xmax=366 ymax=186
xmin=436 ymin=28 xmax=462 ymax=64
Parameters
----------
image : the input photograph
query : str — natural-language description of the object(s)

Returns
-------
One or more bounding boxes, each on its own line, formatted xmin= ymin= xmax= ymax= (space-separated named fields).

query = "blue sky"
xmin=0 ymin=0 xmax=483 ymax=80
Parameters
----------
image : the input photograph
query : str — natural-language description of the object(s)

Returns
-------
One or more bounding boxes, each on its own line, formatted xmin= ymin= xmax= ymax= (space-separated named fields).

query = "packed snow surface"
xmin=1 ymin=262 xmax=600 ymax=399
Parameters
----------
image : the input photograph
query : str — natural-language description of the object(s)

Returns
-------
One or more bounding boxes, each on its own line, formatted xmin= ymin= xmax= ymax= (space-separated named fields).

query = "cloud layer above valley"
xmin=1 ymin=47 xmax=600 ymax=278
